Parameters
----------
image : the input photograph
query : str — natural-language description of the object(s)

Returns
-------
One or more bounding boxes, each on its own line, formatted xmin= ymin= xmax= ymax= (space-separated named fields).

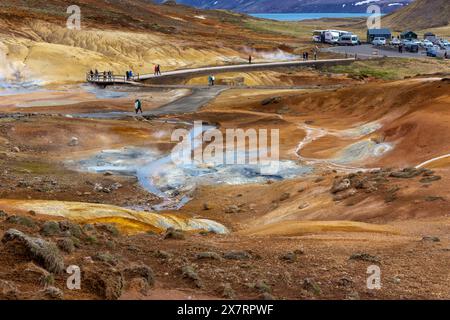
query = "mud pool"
xmin=72 ymin=142 xmax=313 ymax=211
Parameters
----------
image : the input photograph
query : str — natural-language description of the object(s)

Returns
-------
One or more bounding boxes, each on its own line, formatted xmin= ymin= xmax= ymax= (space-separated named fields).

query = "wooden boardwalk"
xmin=86 ymin=58 xmax=356 ymax=85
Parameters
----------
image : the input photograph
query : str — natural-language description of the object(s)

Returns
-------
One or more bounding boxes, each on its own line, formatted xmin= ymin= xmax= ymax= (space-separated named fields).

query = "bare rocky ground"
xmin=0 ymin=202 xmax=448 ymax=300
xmin=0 ymin=78 xmax=449 ymax=300
xmin=1 ymin=0 xmax=449 ymax=301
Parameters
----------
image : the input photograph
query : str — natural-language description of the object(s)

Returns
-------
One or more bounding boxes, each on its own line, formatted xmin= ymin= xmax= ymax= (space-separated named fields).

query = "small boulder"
xmin=220 ymin=283 xmax=235 ymax=299
xmin=279 ymin=252 xmax=297 ymax=263
xmin=390 ymin=168 xmax=422 ymax=179
xmin=422 ymin=236 xmax=440 ymax=242
xmin=333 ymin=188 xmax=357 ymax=201
xmin=203 ymin=203 xmax=211 ymax=210
xmin=181 ymin=265 xmax=202 ymax=288
xmin=302 ymin=278 xmax=321 ymax=295
xmin=254 ymin=280 xmax=271 ymax=293
xmin=68 ymin=137 xmax=79 ymax=147
xmin=196 ymin=252 xmax=222 ymax=261
xmin=225 ymin=205 xmax=240 ymax=214
xmin=223 ymin=250 xmax=251 ymax=260
xmin=349 ymin=253 xmax=381 ymax=264
xmin=164 ymin=227 xmax=185 ymax=240
xmin=261 ymin=96 xmax=282 ymax=106
xmin=123 ymin=264 xmax=155 ymax=287
xmin=331 ymin=178 xmax=351 ymax=194
xmin=420 ymin=176 xmax=442 ymax=184
xmin=84 ymin=266 xmax=124 ymax=300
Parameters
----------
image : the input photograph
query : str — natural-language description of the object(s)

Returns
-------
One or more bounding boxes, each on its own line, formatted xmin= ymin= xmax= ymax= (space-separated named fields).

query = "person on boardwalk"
xmin=154 ymin=64 xmax=158 ymax=76
xmin=208 ymin=75 xmax=212 ymax=86
xmin=94 ymin=69 xmax=99 ymax=80
xmin=134 ymin=99 xmax=143 ymax=114
xmin=249 ymin=55 xmax=252 ymax=64
xmin=211 ymin=75 xmax=215 ymax=86
xmin=157 ymin=64 xmax=162 ymax=75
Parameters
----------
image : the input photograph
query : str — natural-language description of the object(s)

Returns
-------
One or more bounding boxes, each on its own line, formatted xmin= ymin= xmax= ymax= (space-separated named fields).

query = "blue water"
xmin=250 ymin=13 xmax=382 ymax=21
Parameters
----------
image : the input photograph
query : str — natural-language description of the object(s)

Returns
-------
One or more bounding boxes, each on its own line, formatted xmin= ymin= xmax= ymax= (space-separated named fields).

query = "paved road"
xmin=323 ymin=44 xmax=432 ymax=59
xmin=88 ymin=58 xmax=355 ymax=85
xmin=72 ymin=86 xmax=227 ymax=119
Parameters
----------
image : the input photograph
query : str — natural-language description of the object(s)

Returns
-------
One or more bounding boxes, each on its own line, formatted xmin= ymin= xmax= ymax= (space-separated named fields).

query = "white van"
xmin=312 ymin=30 xmax=325 ymax=43
xmin=338 ymin=34 xmax=359 ymax=46
xmin=324 ymin=30 xmax=340 ymax=44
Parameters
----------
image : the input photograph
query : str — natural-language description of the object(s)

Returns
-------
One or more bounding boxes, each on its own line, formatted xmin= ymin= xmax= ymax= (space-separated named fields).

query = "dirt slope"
xmin=384 ymin=0 xmax=450 ymax=30
xmin=0 ymin=0 xmax=297 ymax=84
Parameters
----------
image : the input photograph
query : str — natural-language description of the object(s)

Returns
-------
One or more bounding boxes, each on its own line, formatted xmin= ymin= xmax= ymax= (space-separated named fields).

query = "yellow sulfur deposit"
xmin=0 ymin=199 xmax=229 ymax=235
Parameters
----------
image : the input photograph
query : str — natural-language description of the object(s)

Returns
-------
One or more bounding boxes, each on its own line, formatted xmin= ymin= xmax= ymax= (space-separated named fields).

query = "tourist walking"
xmin=249 ymin=55 xmax=252 ymax=64
xmin=156 ymin=64 xmax=161 ymax=75
xmin=134 ymin=99 xmax=143 ymax=114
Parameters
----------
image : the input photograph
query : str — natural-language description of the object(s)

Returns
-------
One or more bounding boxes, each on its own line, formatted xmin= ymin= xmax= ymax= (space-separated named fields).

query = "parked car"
xmin=421 ymin=40 xmax=434 ymax=48
xmin=372 ymin=37 xmax=386 ymax=46
xmin=437 ymin=40 xmax=450 ymax=49
xmin=405 ymin=42 xmax=419 ymax=53
xmin=426 ymin=46 xmax=439 ymax=57
xmin=401 ymin=39 xmax=411 ymax=45
xmin=390 ymin=38 xmax=401 ymax=46
xmin=338 ymin=34 xmax=359 ymax=46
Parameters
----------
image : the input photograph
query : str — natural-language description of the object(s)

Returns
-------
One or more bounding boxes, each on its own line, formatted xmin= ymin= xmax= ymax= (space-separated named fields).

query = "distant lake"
xmin=250 ymin=13 xmax=383 ymax=21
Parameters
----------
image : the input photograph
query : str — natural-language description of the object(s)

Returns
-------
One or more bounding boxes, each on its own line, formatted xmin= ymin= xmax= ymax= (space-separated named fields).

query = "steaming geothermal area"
xmin=0 ymin=0 xmax=450 ymax=300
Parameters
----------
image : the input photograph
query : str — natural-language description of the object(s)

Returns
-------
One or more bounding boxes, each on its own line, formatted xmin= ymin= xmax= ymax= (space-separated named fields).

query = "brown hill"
xmin=0 ymin=0 xmax=296 ymax=83
xmin=383 ymin=0 xmax=450 ymax=30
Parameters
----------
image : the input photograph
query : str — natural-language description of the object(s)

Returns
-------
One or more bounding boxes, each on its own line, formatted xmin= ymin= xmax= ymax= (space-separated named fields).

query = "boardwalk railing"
xmin=86 ymin=73 xmax=140 ymax=83
xmin=86 ymin=58 xmax=356 ymax=85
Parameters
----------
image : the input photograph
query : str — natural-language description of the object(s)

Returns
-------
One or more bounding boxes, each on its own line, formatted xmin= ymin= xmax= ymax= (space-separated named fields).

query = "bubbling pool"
xmin=73 ymin=145 xmax=313 ymax=211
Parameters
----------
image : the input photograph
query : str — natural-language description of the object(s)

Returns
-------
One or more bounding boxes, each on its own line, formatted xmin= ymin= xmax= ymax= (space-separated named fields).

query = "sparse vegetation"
xmin=2 ymin=229 xmax=64 ymax=274
xmin=324 ymin=58 xmax=450 ymax=80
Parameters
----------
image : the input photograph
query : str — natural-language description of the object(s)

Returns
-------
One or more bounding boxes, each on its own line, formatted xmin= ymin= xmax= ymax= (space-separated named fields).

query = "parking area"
xmin=323 ymin=44 xmax=443 ymax=59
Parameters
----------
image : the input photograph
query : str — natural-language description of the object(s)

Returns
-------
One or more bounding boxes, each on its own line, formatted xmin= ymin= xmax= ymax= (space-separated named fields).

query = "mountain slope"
xmin=383 ymin=0 xmax=449 ymax=30
xmin=0 ymin=0 xmax=297 ymax=84
xmin=157 ymin=0 xmax=413 ymax=14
